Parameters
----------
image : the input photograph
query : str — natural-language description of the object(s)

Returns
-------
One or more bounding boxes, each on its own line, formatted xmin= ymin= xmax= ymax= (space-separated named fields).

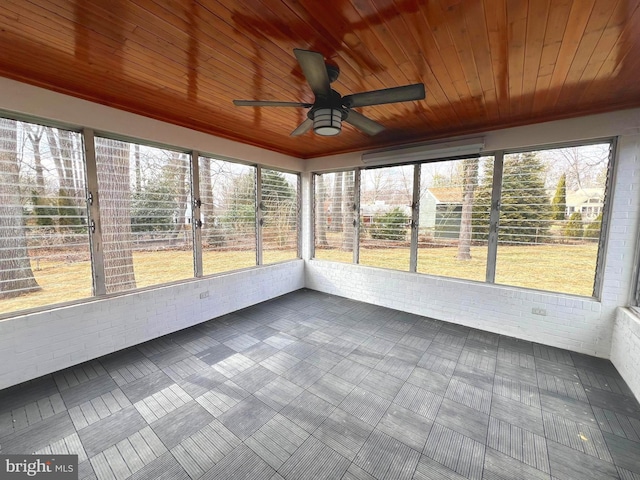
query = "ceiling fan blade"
xmin=293 ymin=49 xmax=331 ymax=98
xmin=344 ymin=110 xmax=385 ymax=136
xmin=233 ymin=100 xmax=312 ymax=108
xmin=343 ymin=83 xmax=425 ymax=108
xmin=290 ymin=118 xmax=313 ymax=136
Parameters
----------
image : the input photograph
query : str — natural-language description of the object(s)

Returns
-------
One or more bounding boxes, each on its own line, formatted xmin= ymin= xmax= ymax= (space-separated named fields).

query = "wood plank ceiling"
xmin=1 ymin=0 xmax=640 ymax=158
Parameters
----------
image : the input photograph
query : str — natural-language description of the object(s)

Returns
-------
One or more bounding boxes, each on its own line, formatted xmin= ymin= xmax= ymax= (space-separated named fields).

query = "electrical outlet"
xmin=532 ymin=307 xmax=546 ymax=316
xmin=199 ymin=291 xmax=209 ymax=299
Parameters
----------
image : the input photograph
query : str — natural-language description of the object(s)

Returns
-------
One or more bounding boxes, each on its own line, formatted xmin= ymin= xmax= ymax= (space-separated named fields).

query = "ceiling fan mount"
xmin=233 ymin=49 xmax=426 ymax=137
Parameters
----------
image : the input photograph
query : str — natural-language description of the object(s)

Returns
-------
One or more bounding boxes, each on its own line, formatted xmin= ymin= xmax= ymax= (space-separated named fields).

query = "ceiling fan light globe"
xmin=313 ymin=108 xmax=342 ymax=136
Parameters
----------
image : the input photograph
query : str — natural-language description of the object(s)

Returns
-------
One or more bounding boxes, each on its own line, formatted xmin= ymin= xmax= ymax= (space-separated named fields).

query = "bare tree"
xmin=315 ymin=174 xmax=328 ymax=247
xmin=342 ymin=171 xmax=354 ymax=251
xmin=95 ymin=138 xmax=136 ymax=293
xmin=457 ymin=158 xmax=479 ymax=260
xmin=25 ymin=125 xmax=45 ymax=195
xmin=168 ymin=153 xmax=189 ymax=245
xmin=0 ymin=118 xmax=40 ymax=299
xmin=331 ymin=172 xmax=343 ymax=233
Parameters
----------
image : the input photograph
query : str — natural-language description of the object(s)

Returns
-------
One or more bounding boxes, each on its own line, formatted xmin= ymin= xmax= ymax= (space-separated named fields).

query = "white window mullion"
xmin=486 ymin=151 xmax=503 ymax=284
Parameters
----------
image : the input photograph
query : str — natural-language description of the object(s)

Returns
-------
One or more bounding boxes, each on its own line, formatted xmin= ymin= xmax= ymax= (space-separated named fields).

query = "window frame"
xmin=312 ymin=137 xmax=617 ymax=300
xmin=0 ymin=112 xmax=303 ymax=320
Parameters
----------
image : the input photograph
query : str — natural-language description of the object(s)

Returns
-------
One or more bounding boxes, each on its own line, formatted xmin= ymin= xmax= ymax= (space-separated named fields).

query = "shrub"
xmin=370 ymin=208 xmax=409 ymax=241
xmin=584 ymin=213 xmax=602 ymax=240
xmin=564 ymin=211 xmax=583 ymax=240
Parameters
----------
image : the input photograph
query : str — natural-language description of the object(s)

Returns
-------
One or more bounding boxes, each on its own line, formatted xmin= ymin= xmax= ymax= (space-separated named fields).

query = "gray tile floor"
xmin=2 ymin=289 xmax=640 ymax=480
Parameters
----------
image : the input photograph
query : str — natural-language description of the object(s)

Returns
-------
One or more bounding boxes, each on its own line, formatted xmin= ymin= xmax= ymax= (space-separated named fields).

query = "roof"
xmin=426 ymin=187 xmax=463 ymax=204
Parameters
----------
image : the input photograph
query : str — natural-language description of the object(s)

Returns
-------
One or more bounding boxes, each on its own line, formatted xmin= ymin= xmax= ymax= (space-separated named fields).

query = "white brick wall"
xmin=611 ymin=308 xmax=640 ymax=401
xmin=0 ymin=261 xmax=304 ymax=390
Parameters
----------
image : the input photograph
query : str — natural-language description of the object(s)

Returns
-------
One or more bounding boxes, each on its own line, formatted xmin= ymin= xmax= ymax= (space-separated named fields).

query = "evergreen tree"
xmin=131 ymin=180 xmax=175 ymax=233
xmin=473 ymin=153 xmax=550 ymax=243
xmin=564 ymin=211 xmax=584 ymax=240
xmin=551 ymin=174 xmax=567 ymax=220
xmin=584 ymin=212 xmax=602 ymax=240
xmin=370 ymin=207 xmax=409 ymax=240
xmin=57 ymin=189 xmax=84 ymax=231
xmin=31 ymin=191 xmax=57 ymax=227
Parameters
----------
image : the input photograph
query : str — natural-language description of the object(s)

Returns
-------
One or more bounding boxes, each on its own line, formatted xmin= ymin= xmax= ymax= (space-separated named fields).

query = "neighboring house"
xmin=419 ymin=187 xmax=463 ymax=239
xmin=360 ymin=201 xmax=411 ymax=226
xmin=565 ymin=188 xmax=604 ymax=220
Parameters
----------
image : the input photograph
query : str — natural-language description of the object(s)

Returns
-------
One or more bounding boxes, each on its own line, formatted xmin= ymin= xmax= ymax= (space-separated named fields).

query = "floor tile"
xmin=339 ymin=386 xmax=391 ymax=426
xmin=279 ymin=435 xmax=350 ymax=480
xmin=120 ymin=371 xmax=174 ymax=404
xmin=483 ymin=447 xmax=551 ymax=480
xmin=377 ymin=403 xmax=433 ymax=451
xmin=547 ymin=439 xmax=619 ymax=480
xmin=490 ymin=394 xmax=545 ymax=436
xmin=603 ymin=431 xmax=640 ymax=475
xmin=394 ymin=383 xmax=443 ymax=420
xmin=245 ymin=414 xmax=308 ymax=470
xmin=307 ymin=373 xmax=356 ymax=406
xmin=218 ymin=396 xmax=276 ymax=440
xmin=488 ymin=417 xmax=550 ymax=472
xmin=198 ymin=444 xmax=274 ymax=480
xmin=280 ymin=390 xmax=335 ymax=433
xmin=423 ymin=423 xmax=485 ymax=480
xmin=434 ymin=398 xmax=489 ymax=444
xmin=354 ymin=429 xmax=421 ymax=480
xmin=0 ymin=410 xmax=75 ymax=454
xmin=254 ymin=376 xmax=304 ymax=411
xmin=150 ymin=401 xmax=213 ymax=449
xmin=313 ymin=408 xmax=373 ymax=461
xmin=61 ymin=375 xmax=119 ymax=408
xmin=79 ymin=406 xmax=146 ymax=457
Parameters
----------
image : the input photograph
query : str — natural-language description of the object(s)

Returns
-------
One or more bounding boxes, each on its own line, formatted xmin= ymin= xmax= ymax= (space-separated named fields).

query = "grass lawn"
xmin=0 ymin=248 xmax=297 ymax=316
xmin=1 ymin=243 xmax=598 ymax=316
xmin=315 ymin=243 xmax=599 ymax=296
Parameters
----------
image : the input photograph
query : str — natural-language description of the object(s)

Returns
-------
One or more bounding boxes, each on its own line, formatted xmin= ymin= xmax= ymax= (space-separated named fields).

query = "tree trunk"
xmin=315 ymin=175 xmax=328 ymax=247
xmin=0 ymin=118 xmax=40 ymax=299
xmin=134 ymin=143 xmax=141 ymax=194
xmin=199 ymin=156 xmax=213 ymax=238
xmin=45 ymin=128 xmax=71 ymax=193
xmin=341 ymin=171 xmax=354 ymax=251
xmin=331 ymin=172 xmax=343 ymax=233
xmin=95 ymin=138 xmax=136 ymax=293
xmin=457 ymin=158 xmax=478 ymax=260
xmin=169 ymin=153 xmax=189 ymax=245
xmin=26 ymin=125 xmax=45 ymax=195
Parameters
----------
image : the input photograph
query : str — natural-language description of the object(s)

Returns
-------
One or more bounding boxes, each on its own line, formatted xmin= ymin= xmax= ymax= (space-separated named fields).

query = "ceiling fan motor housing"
xmin=308 ymin=89 xmax=347 ymax=136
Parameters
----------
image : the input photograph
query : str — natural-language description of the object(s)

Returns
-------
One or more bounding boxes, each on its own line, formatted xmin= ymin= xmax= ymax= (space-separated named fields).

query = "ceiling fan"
xmin=233 ymin=49 xmax=426 ymax=137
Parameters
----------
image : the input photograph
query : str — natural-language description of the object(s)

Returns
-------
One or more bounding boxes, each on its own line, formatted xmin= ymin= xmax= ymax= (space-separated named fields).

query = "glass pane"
xmin=359 ymin=165 xmax=413 ymax=270
xmin=0 ymin=119 xmax=91 ymax=315
xmin=418 ymin=157 xmax=493 ymax=281
xmin=314 ymin=171 xmax=355 ymax=262
xmin=200 ymin=157 xmax=256 ymax=274
xmin=262 ymin=169 xmax=298 ymax=264
xmin=95 ymin=138 xmax=192 ymax=293
xmin=495 ymin=144 xmax=610 ymax=296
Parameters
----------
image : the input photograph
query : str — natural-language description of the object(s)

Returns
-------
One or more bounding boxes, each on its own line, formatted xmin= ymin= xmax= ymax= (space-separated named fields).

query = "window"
xmin=359 ymin=165 xmax=414 ymax=271
xmin=314 ymin=141 xmax=613 ymax=298
xmin=261 ymin=169 xmax=299 ymax=264
xmin=94 ymin=137 xmax=192 ymax=293
xmin=314 ymin=171 xmax=356 ymax=262
xmin=199 ymin=157 xmax=256 ymax=274
xmin=418 ymin=157 xmax=493 ymax=282
xmin=0 ymin=119 xmax=90 ymax=315
xmin=495 ymin=144 xmax=610 ymax=296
